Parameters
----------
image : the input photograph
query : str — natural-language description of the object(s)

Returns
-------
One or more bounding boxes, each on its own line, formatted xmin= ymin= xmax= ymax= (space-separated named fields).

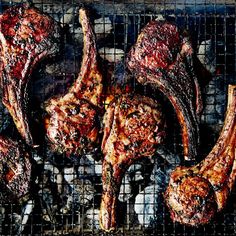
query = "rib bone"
xmin=165 ymin=85 xmax=236 ymax=226
xmin=0 ymin=4 xmax=61 ymax=145
xmin=45 ymin=8 xmax=103 ymax=155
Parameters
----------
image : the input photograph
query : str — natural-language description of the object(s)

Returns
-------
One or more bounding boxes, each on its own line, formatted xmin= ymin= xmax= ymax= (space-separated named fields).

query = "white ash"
xmin=98 ymin=47 xmax=124 ymax=63
xmin=134 ymin=185 xmax=163 ymax=228
xmin=119 ymin=163 xmax=151 ymax=202
xmin=94 ymin=17 xmax=113 ymax=38
xmin=204 ymin=104 xmax=215 ymax=114
xmin=132 ymin=170 xmax=143 ymax=182
xmin=197 ymin=39 xmax=216 ymax=74
xmin=60 ymin=183 xmax=73 ymax=214
xmin=118 ymin=174 xmax=133 ymax=202
xmin=85 ymin=208 xmax=100 ymax=230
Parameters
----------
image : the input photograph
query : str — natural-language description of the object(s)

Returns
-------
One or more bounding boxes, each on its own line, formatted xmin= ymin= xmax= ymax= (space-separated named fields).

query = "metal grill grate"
xmin=0 ymin=0 xmax=236 ymax=235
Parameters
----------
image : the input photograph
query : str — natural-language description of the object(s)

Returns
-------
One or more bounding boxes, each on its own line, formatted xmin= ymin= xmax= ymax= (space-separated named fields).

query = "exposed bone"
xmin=165 ymin=85 xmax=236 ymax=226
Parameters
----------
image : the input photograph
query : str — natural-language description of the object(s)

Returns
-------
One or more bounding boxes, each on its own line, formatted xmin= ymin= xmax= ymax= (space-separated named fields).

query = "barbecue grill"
xmin=0 ymin=0 xmax=235 ymax=235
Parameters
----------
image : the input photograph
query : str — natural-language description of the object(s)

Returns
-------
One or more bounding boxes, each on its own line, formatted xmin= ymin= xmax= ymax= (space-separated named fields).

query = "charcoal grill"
xmin=0 ymin=0 xmax=236 ymax=235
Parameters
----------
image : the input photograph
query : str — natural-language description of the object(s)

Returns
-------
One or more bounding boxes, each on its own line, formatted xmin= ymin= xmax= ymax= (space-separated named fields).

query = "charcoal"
xmin=134 ymin=185 xmax=163 ymax=228
xmin=77 ymin=155 xmax=96 ymax=177
xmin=60 ymin=6 xmax=79 ymax=25
xmin=70 ymin=26 xmax=83 ymax=45
xmin=150 ymin=166 xmax=168 ymax=187
xmin=118 ymin=174 xmax=133 ymax=202
xmin=11 ymin=199 xmax=35 ymax=235
xmin=64 ymin=167 xmax=77 ymax=184
xmin=94 ymin=17 xmax=113 ymax=39
xmin=38 ymin=188 xmax=57 ymax=223
xmin=72 ymin=179 xmax=95 ymax=206
xmin=60 ymin=195 xmax=74 ymax=214
xmin=202 ymin=78 xmax=227 ymax=125
xmin=197 ymin=39 xmax=216 ymax=74
xmin=43 ymin=162 xmax=63 ymax=194
xmin=127 ymin=164 xmax=144 ymax=181
xmin=71 ymin=17 xmax=113 ymax=44
xmin=155 ymin=147 xmax=181 ymax=166
xmin=94 ymin=161 xmax=102 ymax=176
xmin=112 ymin=61 xmax=126 ymax=85
xmin=85 ymin=208 xmax=100 ymax=230
xmin=45 ymin=60 xmax=76 ymax=75
xmin=0 ymin=90 xmax=11 ymax=132
xmin=155 ymin=15 xmax=165 ymax=21
xmin=42 ymin=4 xmax=71 ymax=22
xmin=12 ymin=213 xmax=22 ymax=233
xmin=0 ymin=207 xmax=5 ymax=235
xmin=98 ymin=47 xmax=124 ymax=63
xmin=18 ymin=200 xmax=35 ymax=234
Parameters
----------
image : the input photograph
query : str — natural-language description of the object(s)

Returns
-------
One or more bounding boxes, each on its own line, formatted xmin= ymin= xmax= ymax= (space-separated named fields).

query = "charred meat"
xmin=100 ymin=94 xmax=165 ymax=232
xmin=0 ymin=136 xmax=32 ymax=202
xmin=127 ymin=20 xmax=202 ymax=160
xmin=45 ymin=8 xmax=103 ymax=155
xmin=0 ymin=3 xmax=61 ymax=145
xmin=165 ymin=85 xmax=236 ymax=226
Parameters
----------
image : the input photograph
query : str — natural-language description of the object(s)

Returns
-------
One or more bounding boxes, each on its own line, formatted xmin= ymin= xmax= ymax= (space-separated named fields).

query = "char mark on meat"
xmin=45 ymin=8 xmax=103 ymax=156
xmin=100 ymin=94 xmax=165 ymax=232
xmin=0 ymin=135 xmax=32 ymax=202
xmin=0 ymin=3 xmax=61 ymax=145
xmin=127 ymin=20 xmax=202 ymax=160
xmin=165 ymin=85 xmax=236 ymax=226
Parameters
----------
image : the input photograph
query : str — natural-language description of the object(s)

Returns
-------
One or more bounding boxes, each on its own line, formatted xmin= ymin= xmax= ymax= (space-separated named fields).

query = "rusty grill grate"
xmin=0 ymin=0 xmax=236 ymax=235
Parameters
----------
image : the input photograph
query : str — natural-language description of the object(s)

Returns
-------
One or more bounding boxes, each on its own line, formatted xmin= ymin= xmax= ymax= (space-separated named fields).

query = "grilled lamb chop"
xmin=127 ymin=20 xmax=202 ymax=160
xmin=165 ymin=85 xmax=236 ymax=226
xmin=100 ymin=94 xmax=165 ymax=232
xmin=0 ymin=4 xmax=61 ymax=145
xmin=45 ymin=8 xmax=103 ymax=155
xmin=0 ymin=135 xmax=32 ymax=202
